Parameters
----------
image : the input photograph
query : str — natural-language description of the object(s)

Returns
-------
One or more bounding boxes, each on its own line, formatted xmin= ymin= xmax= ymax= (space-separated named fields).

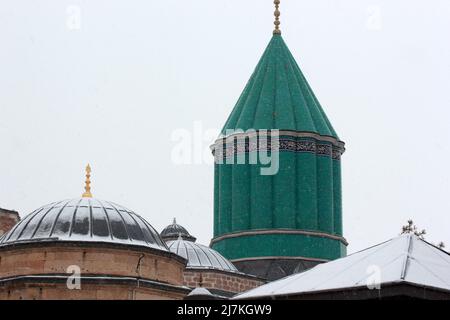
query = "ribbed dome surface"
xmin=221 ymin=35 xmax=338 ymax=138
xmin=161 ymin=219 xmax=197 ymax=242
xmin=0 ymin=198 xmax=167 ymax=251
xmin=167 ymin=239 xmax=238 ymax=272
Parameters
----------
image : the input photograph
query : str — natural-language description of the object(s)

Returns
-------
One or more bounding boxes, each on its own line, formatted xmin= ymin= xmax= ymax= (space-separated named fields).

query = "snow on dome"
xmin=167 ymin=239 xmax=238 ymax=272
xmin=188 ymin=287 xmax=213 ymax=297
xmin=0 ymin=198 xmax=167 ymax=251
xmin=161 ymin=218 xmax=197 ymax=242
xmin=235 ymin=234 xmax=450 ymax=299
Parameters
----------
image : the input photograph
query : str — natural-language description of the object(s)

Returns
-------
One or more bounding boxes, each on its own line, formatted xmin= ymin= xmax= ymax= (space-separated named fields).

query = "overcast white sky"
xmin=1 ymin=0 xmax=449 ymax=253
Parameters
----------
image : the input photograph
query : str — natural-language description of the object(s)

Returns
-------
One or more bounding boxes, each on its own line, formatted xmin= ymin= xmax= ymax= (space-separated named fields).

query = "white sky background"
xmin=1 ymin=0 xmax=449 ymax=254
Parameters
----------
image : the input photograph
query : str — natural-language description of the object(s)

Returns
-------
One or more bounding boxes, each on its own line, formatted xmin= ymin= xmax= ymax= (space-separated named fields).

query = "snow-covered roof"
xmin=188 ymin=288 xmax=213 ymax=297
xmin=235 ymin=234 xmax=450 ymax=299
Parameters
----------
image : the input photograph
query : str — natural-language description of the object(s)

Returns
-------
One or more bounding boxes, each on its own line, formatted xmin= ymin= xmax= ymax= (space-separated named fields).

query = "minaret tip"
xmin=273 ymin=0 xmax=281 ymax=35
xmin=82 ymin=164 xmax=93 ymax=198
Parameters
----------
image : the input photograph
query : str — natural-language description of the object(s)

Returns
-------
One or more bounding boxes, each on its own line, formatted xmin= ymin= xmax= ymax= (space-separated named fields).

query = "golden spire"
xmin=82 ymin=164 xmax=93 ymax=198
xmin=273 ymin=0 xmax=281 ymax=35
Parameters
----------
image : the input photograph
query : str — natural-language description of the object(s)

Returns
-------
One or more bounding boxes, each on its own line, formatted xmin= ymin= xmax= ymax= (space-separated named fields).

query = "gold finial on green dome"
xmin=82 ymin=164 xmax=93 ymax=198
xmin=273 ymin=0 xmax=281 ymax=35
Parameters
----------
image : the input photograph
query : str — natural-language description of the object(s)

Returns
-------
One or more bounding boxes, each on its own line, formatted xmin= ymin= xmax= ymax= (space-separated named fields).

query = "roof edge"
xmin=235 ymin=280 xmax=450 ymax=300
xmin=0 ymin=240 xmax=188 ymax=265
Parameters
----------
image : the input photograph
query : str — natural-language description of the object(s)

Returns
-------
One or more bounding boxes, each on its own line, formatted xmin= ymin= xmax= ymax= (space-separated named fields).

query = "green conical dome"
xmin=222 ymin=34 xmax=338 ymax=139
xmin=211 ymin=33 xmax=347 ymax=280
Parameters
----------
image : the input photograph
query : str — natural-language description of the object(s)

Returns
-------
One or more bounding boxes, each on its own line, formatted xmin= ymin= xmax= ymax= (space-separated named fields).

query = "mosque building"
xmin=0 ymin=1 xmax=449 ymax=300
xmin=0 ymin=165 xmax=191 ymax=300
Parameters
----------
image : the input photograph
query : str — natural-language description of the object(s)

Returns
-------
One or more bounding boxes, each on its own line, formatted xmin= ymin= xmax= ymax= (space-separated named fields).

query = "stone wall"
xmin=0 ymin=242 xmax=188 ymax=300
xmin=183 ymin=269 xmax=264 ymax=294
xmin=0 ymin=208 xmax=20 ymax=237
xmin=0 ymin=279 xmax=187 ymax=300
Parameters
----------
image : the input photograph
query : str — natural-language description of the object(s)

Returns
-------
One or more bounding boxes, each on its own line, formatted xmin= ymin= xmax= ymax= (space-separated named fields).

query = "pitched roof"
xmin=235 ymin=234 xmax=450 ymax=299
xmin=221 ymin=34 xmax=338 ymax=139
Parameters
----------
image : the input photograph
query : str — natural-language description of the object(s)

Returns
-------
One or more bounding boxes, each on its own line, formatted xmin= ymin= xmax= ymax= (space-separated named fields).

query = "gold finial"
xmin=273 ymin=0 xmax=281 ymax=35
xmin=82 ymin=164 xmax=93 ymax=198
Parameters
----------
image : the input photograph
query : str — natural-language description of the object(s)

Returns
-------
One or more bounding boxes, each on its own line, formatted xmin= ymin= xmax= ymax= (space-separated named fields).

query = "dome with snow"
xmin=167 ymin=239 xmax=238 ymax=272
xmin=161 ymin=218 xmax=197 ymax=242
xmin=0 ymin=198 xmax=167 ymax=251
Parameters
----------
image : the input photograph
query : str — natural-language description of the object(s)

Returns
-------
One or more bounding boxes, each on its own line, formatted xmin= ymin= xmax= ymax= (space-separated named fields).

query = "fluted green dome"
xmin=212 ymin=34 xmax=347 ymax=272
xmin=221 ymin=34 xmax=338 ymax=139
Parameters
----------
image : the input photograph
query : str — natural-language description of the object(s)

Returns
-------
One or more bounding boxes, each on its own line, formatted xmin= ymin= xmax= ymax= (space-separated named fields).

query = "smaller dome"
xmin=167 ymin=239 xmax=238 ymax=273
xmin=161 ymin=218 xmax=196 ymax=242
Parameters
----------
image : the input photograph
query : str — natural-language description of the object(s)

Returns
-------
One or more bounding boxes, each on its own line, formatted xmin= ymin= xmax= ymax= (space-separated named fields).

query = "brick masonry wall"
xmin=183 ymin=270 xmax=264 ymax=294
xmin=0 ymin=282 xmax=186 ymax=300
xmin=0 ymin=245 xmax=185 ymax=286
xmin=0 ymin=244 xmax=188 ymax=299
xmin=0 ymin=209 xmax=20 ymax=237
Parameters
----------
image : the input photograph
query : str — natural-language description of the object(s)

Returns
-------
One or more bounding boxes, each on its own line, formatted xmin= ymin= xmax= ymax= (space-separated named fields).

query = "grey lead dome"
xmin=161 ymin=219 xmax=197 ymax=242
xmin=0 ymin=198 xmax=168 ymax=251
xmin=167 ymin=239 xmax=238 ymax=272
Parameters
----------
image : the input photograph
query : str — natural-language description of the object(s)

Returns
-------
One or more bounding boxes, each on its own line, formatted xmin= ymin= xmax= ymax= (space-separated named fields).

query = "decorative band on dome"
xmin=212 ymin=131 xmax=345 ymax=162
